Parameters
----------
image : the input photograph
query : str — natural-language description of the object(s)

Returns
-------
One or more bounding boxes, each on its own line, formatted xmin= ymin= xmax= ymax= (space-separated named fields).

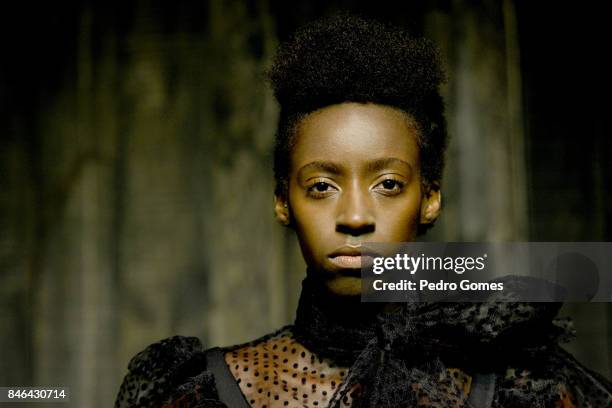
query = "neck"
xmin=292 ymin=274 xmax=393 ymax=365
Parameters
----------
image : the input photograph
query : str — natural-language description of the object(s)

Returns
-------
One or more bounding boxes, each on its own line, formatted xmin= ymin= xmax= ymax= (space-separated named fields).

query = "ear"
xmin=274 ymin=194 xmax=291 ymax=226
xmin=420 ymin=183 xmax=441 ymax=225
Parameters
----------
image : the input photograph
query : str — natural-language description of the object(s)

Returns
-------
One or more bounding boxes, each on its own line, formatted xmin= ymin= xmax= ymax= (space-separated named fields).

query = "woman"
xmin=115 ymin=14 xmax=612 ymax=408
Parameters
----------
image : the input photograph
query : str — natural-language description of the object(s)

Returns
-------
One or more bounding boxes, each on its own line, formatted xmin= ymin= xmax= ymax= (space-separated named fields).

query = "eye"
xmin=313 ymin=182 xmax=330 ymax=192
xmin=381 ymin=179 xmax=399 ymax=190
xmin=306 ymin=181 xmax=338 ymax=198
xmin=374 ymin=178 xmax=405 ymax=195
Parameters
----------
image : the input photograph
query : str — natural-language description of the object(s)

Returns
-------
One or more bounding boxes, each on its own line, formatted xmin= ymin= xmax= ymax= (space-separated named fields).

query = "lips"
xmin=328 ymin=246 xmax=364 ymax=269
xmin=328 ymin=254 xmax=363 ymax=269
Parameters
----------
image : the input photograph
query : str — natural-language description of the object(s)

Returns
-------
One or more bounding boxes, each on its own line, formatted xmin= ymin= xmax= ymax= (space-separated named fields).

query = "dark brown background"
xmin=1 ymin=1 xmax=610 ymax=407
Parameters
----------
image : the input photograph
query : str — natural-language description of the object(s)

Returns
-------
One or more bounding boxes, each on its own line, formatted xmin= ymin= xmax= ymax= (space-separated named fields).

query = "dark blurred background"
xmin=1 ymin=1 xmax=610 ymax=407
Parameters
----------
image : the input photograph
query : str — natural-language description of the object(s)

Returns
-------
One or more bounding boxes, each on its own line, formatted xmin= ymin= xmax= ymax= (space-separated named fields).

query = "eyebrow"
xmin=365 ymin=157 xmax=413 ymax=173
xmin=297 ymin=161 xmax=342 ymax=176
xmin=297 ymin=158 xmax=412 ymax=178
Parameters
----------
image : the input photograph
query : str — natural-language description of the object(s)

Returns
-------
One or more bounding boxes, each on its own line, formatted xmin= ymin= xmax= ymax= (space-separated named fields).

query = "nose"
xmin=335 ymin=185 xmax=375 ymax=236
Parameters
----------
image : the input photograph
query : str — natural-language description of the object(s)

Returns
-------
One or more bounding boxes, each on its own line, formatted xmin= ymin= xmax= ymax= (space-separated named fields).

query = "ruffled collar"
xmin=292 ymin=273 xmax=578 ymax=407
xmin=292 ymin=274 xmax=380 ymax=366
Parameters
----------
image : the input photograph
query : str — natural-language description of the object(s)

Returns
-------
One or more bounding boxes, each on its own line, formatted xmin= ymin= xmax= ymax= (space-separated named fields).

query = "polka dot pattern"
xmin=226 ymin=328 xmax=353 ymax=408
xmin=114 ymin=331 xmax=594 ymax=407
xmin=223 ymin=328 xmax=486 ymax=408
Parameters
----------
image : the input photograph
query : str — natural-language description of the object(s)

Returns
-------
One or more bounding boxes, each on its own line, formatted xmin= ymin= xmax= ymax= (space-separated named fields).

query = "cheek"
xmin=293 ymin=203 xmax=334 ymax=240
xmin=377 ymin=213 xmax=420 ymax=240
xmin=290 ymin=200 xmax=334 ymax=253
xmin=292 ymin=214 xmax=336 ymax=270
xmin=375 ymin=196 xmax=422 ymax=240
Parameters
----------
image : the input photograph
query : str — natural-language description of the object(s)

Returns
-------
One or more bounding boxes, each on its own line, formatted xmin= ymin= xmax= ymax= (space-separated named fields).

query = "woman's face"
xmin=275 ymin=102 xmax=440 ymax=295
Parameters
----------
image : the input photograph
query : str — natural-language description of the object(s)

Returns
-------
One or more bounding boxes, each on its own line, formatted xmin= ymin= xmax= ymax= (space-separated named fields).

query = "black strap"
xmin=205 ymin=347 xmax=250 ymax=408
xmin=466 ymin=373 xmax=496 ymax=408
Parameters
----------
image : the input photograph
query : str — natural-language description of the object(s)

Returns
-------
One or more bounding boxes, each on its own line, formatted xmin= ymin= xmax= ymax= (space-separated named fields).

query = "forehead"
xmin=292 ymin=102 xmax=420 ymax=171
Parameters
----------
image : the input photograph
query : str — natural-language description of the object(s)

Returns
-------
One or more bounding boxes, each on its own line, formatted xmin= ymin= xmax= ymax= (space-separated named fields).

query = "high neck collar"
xmin=291 ymin=274 xmax=575 ymax=408
xmin=292 ymin=274 xmax=392 ymax=366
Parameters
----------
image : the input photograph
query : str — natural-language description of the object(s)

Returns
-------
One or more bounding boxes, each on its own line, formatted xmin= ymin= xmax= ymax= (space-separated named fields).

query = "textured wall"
xmin=0 ymin=1 xmax=609 ymax=407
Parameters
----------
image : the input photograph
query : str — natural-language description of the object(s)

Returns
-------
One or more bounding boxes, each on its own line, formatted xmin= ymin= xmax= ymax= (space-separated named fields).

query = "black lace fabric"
xmin=116 ymin=274 xmax=612 ymax=407
xmin=115 ymin=336 xmax=224 ymax=407
xmin=294 ymin=274 xmax=612 ymax=408
xmin=226 ymin=327 xmax=356 ymax=407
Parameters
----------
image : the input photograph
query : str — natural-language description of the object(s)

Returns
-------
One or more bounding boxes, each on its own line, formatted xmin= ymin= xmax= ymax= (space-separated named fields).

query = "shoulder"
xmin=115 ymin=335 xmax=224 ymax=408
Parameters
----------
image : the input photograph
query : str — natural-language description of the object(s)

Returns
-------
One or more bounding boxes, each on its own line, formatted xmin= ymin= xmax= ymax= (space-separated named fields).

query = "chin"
xmin=325 ymin=276 xmax=362 ymax=296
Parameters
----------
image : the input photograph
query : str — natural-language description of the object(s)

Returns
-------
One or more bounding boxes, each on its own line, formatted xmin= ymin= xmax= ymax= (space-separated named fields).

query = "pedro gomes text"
xmin=370 ymin=253 xmax=504 ymax=292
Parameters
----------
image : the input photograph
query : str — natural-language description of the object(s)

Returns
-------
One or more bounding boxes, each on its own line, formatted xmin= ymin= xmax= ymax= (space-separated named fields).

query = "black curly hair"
xmin=268 ymin=13 xmax=448 ymax=203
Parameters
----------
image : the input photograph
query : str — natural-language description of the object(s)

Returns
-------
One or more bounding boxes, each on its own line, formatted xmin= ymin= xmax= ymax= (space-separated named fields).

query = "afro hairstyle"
xmin=268 ymin=13 xmax=448 ymax=200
